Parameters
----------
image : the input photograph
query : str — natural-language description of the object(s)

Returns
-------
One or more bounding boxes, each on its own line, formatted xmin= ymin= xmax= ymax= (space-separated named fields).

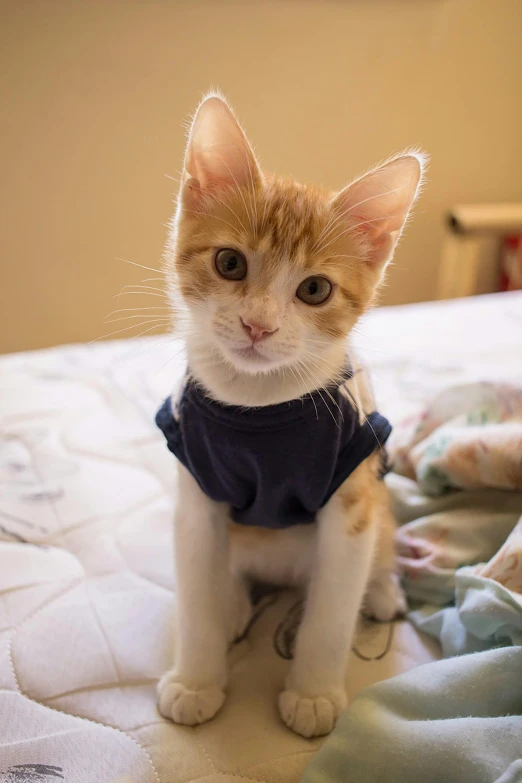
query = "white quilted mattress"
xmin=1 ymin=292 xmax=521 ymax=783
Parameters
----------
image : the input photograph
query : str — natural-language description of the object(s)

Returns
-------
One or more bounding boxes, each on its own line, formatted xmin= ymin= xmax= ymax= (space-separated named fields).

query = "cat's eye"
xmin=296 ymin=276 xmax=332 ymax=305
xmin=214 ymin=248 xmax=247 ymax=281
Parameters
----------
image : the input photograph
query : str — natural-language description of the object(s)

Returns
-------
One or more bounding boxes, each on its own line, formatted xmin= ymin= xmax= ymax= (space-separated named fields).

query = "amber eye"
xmin=215 ymin=248 xmax=247 ymax=281
xmin=296 ymin=276 xmax=332 ymax=305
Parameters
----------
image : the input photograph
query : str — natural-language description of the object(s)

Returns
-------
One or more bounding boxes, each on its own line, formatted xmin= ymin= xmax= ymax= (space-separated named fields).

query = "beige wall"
xmin=1 ymin=0 xmax=521 ymax=353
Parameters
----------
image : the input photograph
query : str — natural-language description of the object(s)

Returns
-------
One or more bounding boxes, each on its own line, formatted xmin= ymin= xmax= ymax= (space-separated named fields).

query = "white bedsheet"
xmin=1 ymin=292 xmax=521 ymax=783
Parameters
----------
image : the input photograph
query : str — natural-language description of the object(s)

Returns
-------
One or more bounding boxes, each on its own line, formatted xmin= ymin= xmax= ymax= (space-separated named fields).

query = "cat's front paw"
xmin=157 ymin=671 xmax=225 ymax=726
xmin=364 ymin=572 xmax=407 ymax=621
xmin=278 ymin=688 xmax=347 ymax=738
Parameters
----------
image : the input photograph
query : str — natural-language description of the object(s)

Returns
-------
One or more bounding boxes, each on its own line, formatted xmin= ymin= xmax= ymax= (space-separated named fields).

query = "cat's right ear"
xmin=180 ymin=94 xmax=262 ymax=209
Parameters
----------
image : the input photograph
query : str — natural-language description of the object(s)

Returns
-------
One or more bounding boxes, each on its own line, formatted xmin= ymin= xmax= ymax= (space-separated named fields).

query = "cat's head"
xmin=167 ymin=94 xmax=425 ymax=376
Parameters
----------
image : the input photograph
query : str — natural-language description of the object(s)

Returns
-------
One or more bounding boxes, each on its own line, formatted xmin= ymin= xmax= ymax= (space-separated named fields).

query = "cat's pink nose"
xmin=240 ymin=317 xmax=278 ymax=343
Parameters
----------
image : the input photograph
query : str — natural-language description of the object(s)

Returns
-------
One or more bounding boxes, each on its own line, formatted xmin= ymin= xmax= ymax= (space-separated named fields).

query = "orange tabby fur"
xmin=174 ymin=174 xmax=379 ymax=344
xmin=172 ymin=165 xmax=396 ymax=576
xmin=229 ymin=453 xmax=397 ymax=574
xmin=157 ymin=93 xmax=424 ymax=738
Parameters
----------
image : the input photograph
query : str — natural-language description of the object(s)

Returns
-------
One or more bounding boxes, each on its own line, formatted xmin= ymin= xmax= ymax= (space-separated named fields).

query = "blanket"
xmin=0 ymin=336 xmax=438 ymax=783
xmin=1 ymin=293 xmax=520 ymax=782
xmin=302 ymin=381 xmax=522 ymax=783
xmin=393 ymin=381 xmax=522 ymax=654
xmin=302 ymin=646 xmax=522 ymax=783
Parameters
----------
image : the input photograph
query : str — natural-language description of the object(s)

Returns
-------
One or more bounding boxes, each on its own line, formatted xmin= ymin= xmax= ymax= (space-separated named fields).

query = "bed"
xmin=1 ymin=292 xmax=521 ymax=783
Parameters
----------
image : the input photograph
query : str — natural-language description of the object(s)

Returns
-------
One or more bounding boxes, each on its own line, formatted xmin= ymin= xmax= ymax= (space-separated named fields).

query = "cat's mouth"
xmin=213 ymin=330 xmax=290 ymax=373
xmin=231 ymin=345 xmax=272 ymax=364
xmin=218 ymin=339 xmax=285 ymax=373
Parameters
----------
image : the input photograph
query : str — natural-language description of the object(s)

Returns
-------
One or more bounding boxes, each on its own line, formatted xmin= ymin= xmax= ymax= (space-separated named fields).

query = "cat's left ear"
xmin=332 ymin=152 xmax=426 ymax=271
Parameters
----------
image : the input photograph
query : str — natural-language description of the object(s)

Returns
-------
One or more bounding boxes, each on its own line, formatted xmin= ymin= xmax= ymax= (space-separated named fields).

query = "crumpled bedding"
xmin=1 ymin=291 xmax=521 ymax=783
xmin=302 ymin=646 xmax=522 ymax=783
xmin=302 ymin=309 xmax=522 ymax=783
xmin=392 ymin=381 xmax=522 ymax=656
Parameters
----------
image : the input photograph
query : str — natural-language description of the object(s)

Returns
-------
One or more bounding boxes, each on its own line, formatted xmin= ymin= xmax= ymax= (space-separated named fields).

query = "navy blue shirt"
xmin=156 ymin=372 xmax=391 ymax=530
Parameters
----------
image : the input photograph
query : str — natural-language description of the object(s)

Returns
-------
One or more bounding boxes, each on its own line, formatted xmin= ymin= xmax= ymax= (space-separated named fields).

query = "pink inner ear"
xmin=369 ymin=233 xmax=396 ymax=269
xmin=183 ymin=96 xmax=262 ymax=196
xmin=180 ymin=175 xmax=204 ymax=211
xmin=332 ymin=154 xmax=423 ymax=267
xmin=350 ymin=207 xmax=396 ymax=239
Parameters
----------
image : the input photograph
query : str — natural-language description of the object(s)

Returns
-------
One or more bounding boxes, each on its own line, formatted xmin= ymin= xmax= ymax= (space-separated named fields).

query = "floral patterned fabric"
xmin=392 ymin=382 xmax=522 ymax=495
xmin=388 ymin=382 xmax=522 ymax=655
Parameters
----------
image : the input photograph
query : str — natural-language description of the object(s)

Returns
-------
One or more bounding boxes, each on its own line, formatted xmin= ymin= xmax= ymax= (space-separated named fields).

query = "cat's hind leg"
xmin=363 ymin=479 xmax=407 ymax=622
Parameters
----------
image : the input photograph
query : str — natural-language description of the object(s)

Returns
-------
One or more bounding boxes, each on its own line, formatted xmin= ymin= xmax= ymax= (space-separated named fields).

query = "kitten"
xmin=156 ymin=94 xmax=425 ymax=738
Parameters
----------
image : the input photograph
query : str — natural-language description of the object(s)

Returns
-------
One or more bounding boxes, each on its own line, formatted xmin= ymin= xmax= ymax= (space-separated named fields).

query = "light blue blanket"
xmin=302 ymin=647 xmax=522 ymax=783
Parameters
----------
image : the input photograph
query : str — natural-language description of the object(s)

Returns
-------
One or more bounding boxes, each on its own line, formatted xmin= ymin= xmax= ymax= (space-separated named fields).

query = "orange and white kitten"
xmin=157 ymin=94 xmax=425 ymax=738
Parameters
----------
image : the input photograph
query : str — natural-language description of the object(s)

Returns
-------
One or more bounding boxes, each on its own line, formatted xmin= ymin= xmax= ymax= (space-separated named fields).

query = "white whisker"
xmin=106 ymin=306 xmax=170 ymax=318
xmin=153 ymin=344 xmax=188 ymax=378
xmin=288 ymin=363 xmax=318 ymax=420
xmin=184 ymin=208 xmax=242 ymax=236
xmin=116 ymin=284 xmax=166 ymax=295
xmin=104 ymin=314 xmax=171 ymax=325
xmin=115 ymin=336 xmax=177 ymax=364
xmin=315 ymin=214 xmax=399 ymax=256
xmin=216 ymin=153 xmax=255 ymax=234
xmin=90 ymin=322 xmax=169 ymax=344
xmin=115 ymin=291 xmax=167 ymax=300
xmin=116 ymin=257 xmax=163 ymax=274
xmin=204 ymin=190 xmax=249 ymax=236
xmin=295 ymin=359 xmax=339 ymax=429
xmin=345 ymin=186 xmax=403 ymax=215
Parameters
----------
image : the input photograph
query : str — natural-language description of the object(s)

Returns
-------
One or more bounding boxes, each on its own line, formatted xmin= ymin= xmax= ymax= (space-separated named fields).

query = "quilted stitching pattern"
xmin=4 ymin=291 xmax=519 ymax=782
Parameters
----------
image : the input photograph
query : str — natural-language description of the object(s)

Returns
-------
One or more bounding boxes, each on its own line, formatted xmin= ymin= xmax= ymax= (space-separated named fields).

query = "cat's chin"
xmin=221 ymin=344 xmax=288 ymax=375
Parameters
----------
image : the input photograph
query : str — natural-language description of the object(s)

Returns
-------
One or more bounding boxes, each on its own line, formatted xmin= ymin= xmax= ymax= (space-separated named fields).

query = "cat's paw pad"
xmin=157 ymin=672 xmax=225 ymax=726
xmin=278 ymin=689 xmax=347 ymax=738
xmin=364 ymin=572 xmax=407 ymax=622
